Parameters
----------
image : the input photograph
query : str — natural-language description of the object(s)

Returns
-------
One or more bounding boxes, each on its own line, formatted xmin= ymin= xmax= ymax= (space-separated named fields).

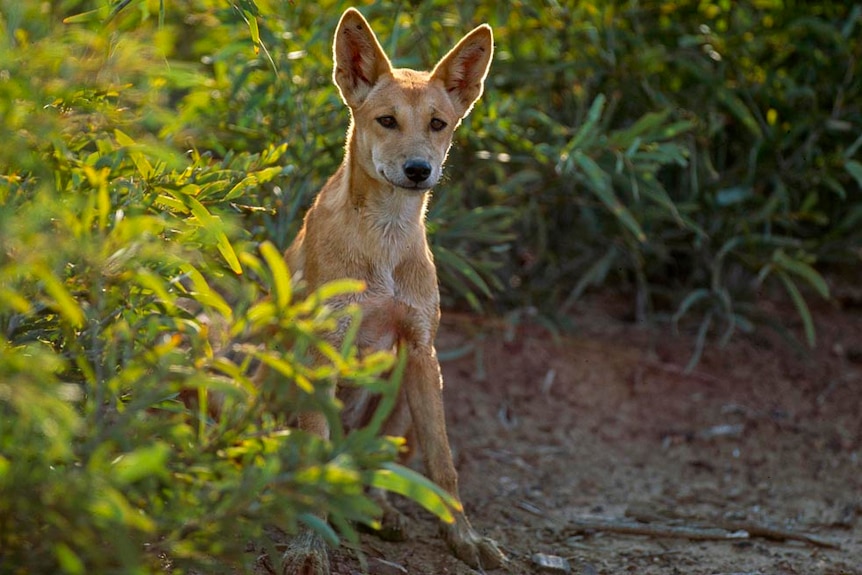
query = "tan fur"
xmin=278 ymin=8 xmax=505 ymax=573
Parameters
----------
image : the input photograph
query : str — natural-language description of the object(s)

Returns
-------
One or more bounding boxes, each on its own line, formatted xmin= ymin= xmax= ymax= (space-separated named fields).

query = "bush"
xmin=437 ymin=1 xmax=860 ymax=360
xmin=0 ymin=4 xmax=455 ymax=572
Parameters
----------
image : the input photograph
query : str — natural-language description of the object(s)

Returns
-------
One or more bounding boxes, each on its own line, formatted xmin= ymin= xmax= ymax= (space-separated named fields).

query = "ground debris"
xmin=562 ymin=503 xmax=841 ymax=550
xmin=531 ymin=553 xmax=571 ymax=574
xmin=624 ymin=502 xmax=842 ymax=549
xmin=364 ymin=557 xmax=408 ymax=575
xmin=566 ymin=516 xmax=747 ymax=542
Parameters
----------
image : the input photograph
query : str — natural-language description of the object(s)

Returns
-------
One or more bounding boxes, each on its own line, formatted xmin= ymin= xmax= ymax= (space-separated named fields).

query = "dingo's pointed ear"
xmin=431 ymin=24 xmax=493 ymax=119
xmin=333 ymin=8 xmax=393 ymax=108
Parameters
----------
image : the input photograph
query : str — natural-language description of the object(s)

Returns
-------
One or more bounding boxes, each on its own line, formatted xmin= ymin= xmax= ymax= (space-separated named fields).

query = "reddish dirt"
xmin=330 ymin=292 xmax=862 ymax=575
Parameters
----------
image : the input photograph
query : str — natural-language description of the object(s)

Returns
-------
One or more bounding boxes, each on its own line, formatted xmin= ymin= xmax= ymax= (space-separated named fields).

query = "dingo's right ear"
xmin=333 ymin=8 xmax=393 ymax=108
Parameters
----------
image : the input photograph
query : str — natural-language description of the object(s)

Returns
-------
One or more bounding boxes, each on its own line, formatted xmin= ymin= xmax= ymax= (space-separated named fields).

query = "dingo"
xmin=278 ymin=7 xmax=504 ymax=574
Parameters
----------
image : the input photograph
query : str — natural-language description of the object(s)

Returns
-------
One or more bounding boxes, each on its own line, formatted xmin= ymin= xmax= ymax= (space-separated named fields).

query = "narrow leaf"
xmin=776 ymin=271 xmax=816 ymax=347
xmin=298 ymin=513 xmax=339 ymax=546
xmin=673 ymin=288 xmax=712 ymax=326
xmin=369 ymin=462 xmax=460 ymax=523
xmin=112 ymin=443 xmax=170 ymax=485
xmin=773 ymin=251 xmax=829 ymax=299
xmin=434 ymin=246 xmax=493 ymax=298
xmin=34 ymin=266 xmax=85 ymax=328
xmin=115 ymin=129 xmax=154 ymax=180
xmin=260 ymin=241 xmax=291 ymax=309
xmin=186 ymin=196 xmax=243 ymax=275
xmin=560 ymin=94 xmax=606 ymax=157
xmin=844 ymin=159 xmax=862 ymax=190
xmin=309 ymin=279 xmax=366 ymax=304
xmin=573 ymin=151 xmax=646 ymax=242
xmin=178 ymin=264 xmax=232 ymax=320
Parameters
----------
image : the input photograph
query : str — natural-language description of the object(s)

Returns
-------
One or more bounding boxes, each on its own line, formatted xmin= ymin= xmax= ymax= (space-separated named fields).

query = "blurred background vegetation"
xmin=1 ymin=0 xmax=860 ymax=572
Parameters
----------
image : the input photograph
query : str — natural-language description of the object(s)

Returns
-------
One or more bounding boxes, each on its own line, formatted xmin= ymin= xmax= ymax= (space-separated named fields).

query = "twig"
xmin=625 ymin=504 xmax=842 ymax=550
xmin=566 ymin=515 xmax=841 ymax=549
xmin=710 ymin=518 xmax=841 ymax=550
xmin=566 ymin=518 xmax=747 ymax=542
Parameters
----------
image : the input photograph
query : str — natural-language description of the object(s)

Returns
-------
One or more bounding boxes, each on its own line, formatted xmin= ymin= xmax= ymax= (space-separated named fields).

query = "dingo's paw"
xmin=441 ymin=518 xmax=507 ymax=570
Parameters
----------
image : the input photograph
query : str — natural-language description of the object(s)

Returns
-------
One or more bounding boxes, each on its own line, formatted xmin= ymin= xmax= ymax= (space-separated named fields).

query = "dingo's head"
xmin=333 ymin=8 xmax=493 ymax=192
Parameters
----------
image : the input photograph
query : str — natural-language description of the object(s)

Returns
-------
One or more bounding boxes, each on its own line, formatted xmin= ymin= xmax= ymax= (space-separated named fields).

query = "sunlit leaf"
xmin=369 ymin=462 xmax=460 ymax=523
xmin=33 ymin=265 xmax=85 ymax=328
xmin=260 ymin=240 xmax=291 ymax=309
xmin=54 ymin=543 xmax=84 ymax=575
xmin=115 ymin=129 xmax=154 ymax=180
xmin=185 ymin=196 xmax=243 ymax=275
xmin=112 ymin=443 xmax=171 ymax=485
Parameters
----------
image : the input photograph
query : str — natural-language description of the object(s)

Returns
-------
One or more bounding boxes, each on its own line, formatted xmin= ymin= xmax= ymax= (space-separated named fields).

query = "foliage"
xmin=0 ymin=4 xmax=457 ymax=572
xmin=477 ymin=0 xmax=860 ymax=359
xmin=1 ymin=0 xmax=860 ymax=572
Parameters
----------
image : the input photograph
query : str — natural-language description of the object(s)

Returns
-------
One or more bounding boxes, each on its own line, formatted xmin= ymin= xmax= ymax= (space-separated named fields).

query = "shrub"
xmin=0 ymin=6 xmax=454 ymax=572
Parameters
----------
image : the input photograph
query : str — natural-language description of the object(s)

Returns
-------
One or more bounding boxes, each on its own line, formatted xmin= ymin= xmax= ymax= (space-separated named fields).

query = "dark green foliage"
xmin=1 ymin=0 xmax=860 ymax=572
xmin=445 ymin=1 xmax=859 ymax=355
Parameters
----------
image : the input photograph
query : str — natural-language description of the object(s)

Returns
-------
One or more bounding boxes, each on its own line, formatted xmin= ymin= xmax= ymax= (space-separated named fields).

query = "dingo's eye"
xmin=376 ymin=116 xmax=398 ymax=129
xmin=430 ymin=118 xmax=447 ymax=132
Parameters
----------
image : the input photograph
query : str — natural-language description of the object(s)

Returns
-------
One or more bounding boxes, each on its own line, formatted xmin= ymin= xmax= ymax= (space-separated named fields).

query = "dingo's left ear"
xmin=333 ymin=8 xmax=393 ymax=108
xmin=431 ymin=24 xmax=494 ymax=119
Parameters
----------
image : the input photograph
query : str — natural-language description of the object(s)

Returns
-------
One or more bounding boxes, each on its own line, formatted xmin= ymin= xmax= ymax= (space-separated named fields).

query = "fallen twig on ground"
xmin=625 ymin=503 xmax=842 ymax=549
xmin=564 ymin=511 xmax=841 ymax=549
xmin=566 ymin=518 xmax=747 ymax=543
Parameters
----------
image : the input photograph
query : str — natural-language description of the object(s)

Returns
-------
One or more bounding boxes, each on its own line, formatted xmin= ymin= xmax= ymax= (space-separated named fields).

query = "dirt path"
xmin=330 ymin=294 xmax=861 ymax=574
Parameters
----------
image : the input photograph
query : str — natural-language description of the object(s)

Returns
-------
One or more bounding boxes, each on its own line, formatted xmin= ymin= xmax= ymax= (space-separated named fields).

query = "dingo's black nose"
xmin=403 ymin=159 xmax=432 ymax=183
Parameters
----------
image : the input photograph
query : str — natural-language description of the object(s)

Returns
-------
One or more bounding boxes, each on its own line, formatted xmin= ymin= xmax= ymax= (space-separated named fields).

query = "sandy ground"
xmin=279 ymin=291 xmax=862 ymax=574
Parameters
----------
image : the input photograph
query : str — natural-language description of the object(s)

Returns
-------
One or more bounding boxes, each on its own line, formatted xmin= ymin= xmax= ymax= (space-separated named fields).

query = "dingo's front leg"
xmin=403 ymin=345 xmax=506 ymax=569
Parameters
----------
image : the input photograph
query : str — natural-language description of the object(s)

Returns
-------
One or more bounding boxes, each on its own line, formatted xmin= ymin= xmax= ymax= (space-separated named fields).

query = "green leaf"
xmin=179 ymin=264 xmax=233 ymax=320
xmin=185 ymin=196 xmax=243 ymax=275
xmin=659 ymin=120 xmax=695 ymax=140
xmin=685 ymin=310 xmax=714 ymax=372
xmin=560 ymin=94 xmax=606 ymax=158
xmin=716 ymin=88 xmax=762 ymax=138
xmin=309 ymin=279 xmax=366 ymax=305
xmin=773 ymin=251 xmax=829 ymax=299
xmin=573 ymin=151 xmax=646 ymax=242
xmin=260 ymin=240 xmax=291 ymax=309
xmin=715 ymin=185 xmax=753 ymax=207
xmin=434 ymin=246 xmax=493 ymax=299
xmin=88 ymin=486 xmax=155 ymax=533
xmin=112 ymin=443 xmax=170 ymax=485
xmin=134 ymin=269 xmax=177 ymax=312
xmin=608 ymin=109 xmax=673 ymax=148
xmin=776 ymin=270 xmax=816 ymax=347
xmin=33 ymin=265 xmax=85 ymax=328
xmin=246 ymin=12 xmax=261 ymax=54
xmin=222 ymin=175 xmax=257 ymax=202
xmin=154 ymin=194 xmax=189 ymax=213
xmin=562 ymin=245 xmax=618 ymax=312
xmin=0 ymin=287 xmax=31 ymax=313
xmin=673 ymin=288 xmax=712 ymax=327
xmin=844 ymin=159 xmax=862 ymax=190
xmin=254 ymin=352 xmax=310 ymax=392
xmin=115 ymin=129 xmax=154 ymax=180
xmin=54 ymin=543 xmax=84 ymax=575
xmin=298 ymin=513 xmax=340 ymax=547
xmin=369 ymin=462 xmax=460 ymax=523
xmin=62 ymin=6 xmax=110 ymax=23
